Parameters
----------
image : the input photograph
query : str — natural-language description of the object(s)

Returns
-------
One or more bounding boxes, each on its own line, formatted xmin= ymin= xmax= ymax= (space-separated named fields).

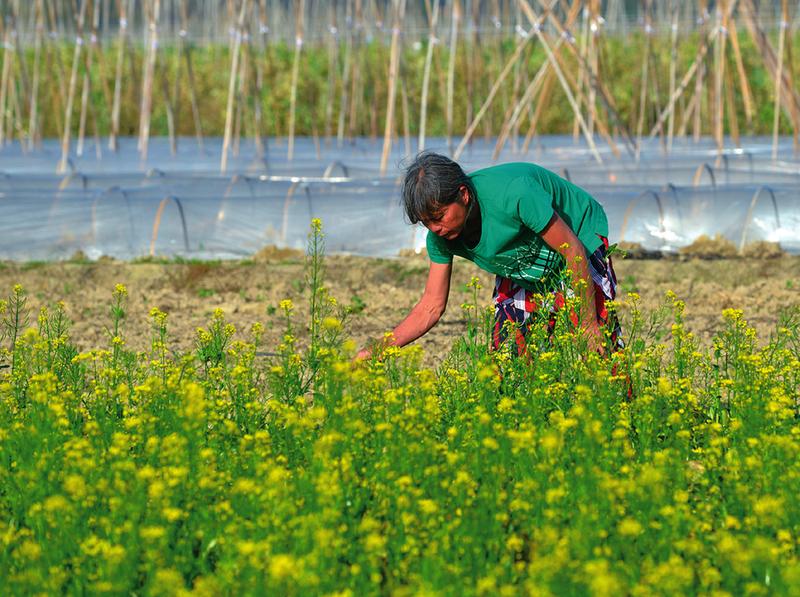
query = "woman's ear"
xmin=460 ymin=185 xmax=470 ymax=204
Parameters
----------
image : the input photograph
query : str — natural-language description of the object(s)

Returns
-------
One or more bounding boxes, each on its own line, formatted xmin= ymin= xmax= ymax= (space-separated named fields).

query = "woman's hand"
xmin=584 ymin=319 xmax=606 ymax=356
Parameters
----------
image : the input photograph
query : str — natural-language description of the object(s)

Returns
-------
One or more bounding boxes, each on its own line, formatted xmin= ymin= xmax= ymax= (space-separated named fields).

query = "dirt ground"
xmin=1 ymin=251 xmax=798 ymax=366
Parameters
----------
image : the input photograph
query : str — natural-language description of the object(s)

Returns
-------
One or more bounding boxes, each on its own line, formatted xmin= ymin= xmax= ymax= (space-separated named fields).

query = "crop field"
xmin=2 ymin=222 xmax=800 ymax=594
xmin=3 ymin=0 xmax=800 ymax=594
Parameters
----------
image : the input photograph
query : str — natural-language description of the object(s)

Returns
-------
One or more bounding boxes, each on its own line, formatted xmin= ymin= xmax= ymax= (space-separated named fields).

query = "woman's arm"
xmin=539 ymin=213 xmax=604 ymax=353
xmin=356 ymin=261 xmax=452 ymax=359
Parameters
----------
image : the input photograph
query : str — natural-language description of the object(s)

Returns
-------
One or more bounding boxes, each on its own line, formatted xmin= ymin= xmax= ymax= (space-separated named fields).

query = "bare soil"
xmin=1 ymin=253 xmax=798 ymax=365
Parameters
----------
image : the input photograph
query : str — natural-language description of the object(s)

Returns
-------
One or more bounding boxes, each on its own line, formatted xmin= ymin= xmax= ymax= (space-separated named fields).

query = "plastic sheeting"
xmin=1 ymin=136 xmax=799 ymax=260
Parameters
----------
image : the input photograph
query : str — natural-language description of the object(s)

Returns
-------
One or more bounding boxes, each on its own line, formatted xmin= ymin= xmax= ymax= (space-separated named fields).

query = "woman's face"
xmin=421 ymin=186 xmax=470 ymax=240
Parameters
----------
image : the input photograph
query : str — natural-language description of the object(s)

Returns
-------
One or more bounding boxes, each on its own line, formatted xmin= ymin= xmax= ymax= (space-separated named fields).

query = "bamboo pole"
xmin=109 ymin=0 xmax=128 ymax=151
xmin=517 ymin=0 xmax=604 ymax=163
xmin=379 ymin=0 xmax=406 ymax=176
xmin=635 ymin=1 xmax=653 ymax=161
xmin=522 ymin=69 xmax=556 ymax=153
xmin=532 ymin=0 xmax=635 ymax=154
xmin=445 ymin=0 xmax=460 ymax=154
xmin=666 ymin=0 xmax=679 ymax=152
xmin=453 ymin=3 xmax=547 ymax=160
xmin=220 ymin=0 xmax=248 ymax=172
xmin=57 ymin=0 xmax=88 ymax=173
xmin=724 ymin=54 xmax=741 ymax=147
xmin=417 ymin=0 xmax=440 ymax=151
xmin=27 ymin=0 xmax=45 ymax=149
xmin=728 ymin=16 xmax=755 ymax=130
xmin=783 ymin=0 xmax=798 ymax=151
xmin=179 ymin=0 xmax=204 ymax=151
xmin=493 ymin=3 xmax=583 ymax=158
xmin=77 ymin=0 xmax=101 ymax=158
xmin=287 ymin=0 xmax=304 ymax=161
xmin=9 ymin=1 xmax=29 ymax=108
xmin=337 ymin=0 xmax=353 ymax=146
xmin=713 ymin=1 xmax=727 ymax=155
xmin=587 ymin=0 xmax=600 ymax=138
xmin=646 ymin=5 xmax=735 ymax=141
xmin=574 ymin=1 xmax=589 ymax=142
xmin=693 ymin=0 xmax=709 ymax=142
xmin=323 ymin=3 xmax=338 ymax=144
xmin=400 ymin=77 xmax=412 ymax=158
xmin=0 ymin=14 xmax=13 ymax=147
xmin=493 ymin=42 xmax=561 ymax=160
xmin=43 ymin=0 xmax=67 ymax=142
xmin=772 ymin=0 xmax=788 ymax=160
xmin=739 ymin=0 xmax=800 ymax=143
xmin=138 ymin=0 xmax=161 ymax=162
xmin=347 ymin=0 xmax=363 ymax=142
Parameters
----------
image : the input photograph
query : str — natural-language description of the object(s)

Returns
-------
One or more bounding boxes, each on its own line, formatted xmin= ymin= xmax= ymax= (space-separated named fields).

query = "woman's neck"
xmin=460 ymin=196 xmax=482 ymax=249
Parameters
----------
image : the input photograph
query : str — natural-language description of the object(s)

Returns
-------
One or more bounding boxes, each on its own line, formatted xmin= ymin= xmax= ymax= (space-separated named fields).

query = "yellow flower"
xmin=269 ymin=553 xmax=296 ymax=580
xmin=322 ymin=317 xmax=341 ymax=331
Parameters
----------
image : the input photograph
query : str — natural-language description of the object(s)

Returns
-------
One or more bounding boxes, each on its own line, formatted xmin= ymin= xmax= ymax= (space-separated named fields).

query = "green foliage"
xmin=5 ymin=32 xmax=800 ymax=141
xmin=1 ymin=224 xmax=800 ymax=594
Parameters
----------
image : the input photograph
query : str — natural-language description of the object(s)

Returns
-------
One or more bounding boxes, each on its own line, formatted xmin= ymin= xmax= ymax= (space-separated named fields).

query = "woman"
xmin=357 ymin=151 xmax=622 ymax=358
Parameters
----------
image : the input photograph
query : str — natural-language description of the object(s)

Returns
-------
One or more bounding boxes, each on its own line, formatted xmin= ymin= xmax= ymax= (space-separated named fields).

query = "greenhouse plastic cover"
xmin=1 ymin=136 xmax=799 ymax=261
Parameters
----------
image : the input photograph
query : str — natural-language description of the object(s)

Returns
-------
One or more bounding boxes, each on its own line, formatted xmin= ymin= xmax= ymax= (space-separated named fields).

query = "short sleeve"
xmin=425 ymin=229 xmax=454 ymax=264
xmin=511 ymin=176 xmax=555 ymax=233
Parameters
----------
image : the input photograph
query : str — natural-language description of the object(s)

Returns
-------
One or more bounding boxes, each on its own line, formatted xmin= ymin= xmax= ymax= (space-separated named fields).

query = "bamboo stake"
xmin=43 ymin=0 xmax=67 ymax=142
xmin=77 ymin=0 xmax=101 ymax=158
xmin=379 ymin=0 xmax=406 ymax=176
xmin=739 ymin=0 xmax=800 ymax=142
xmin=8 ymin=58 xmax=26 ymax=149
xmin=109 ymin=0 xmax=128 ymax=151
xmin=693 ymin=0 xmax=709 ymax=142
xmin=713 ymin=1 xmax=727 ymax=155
xmin=574 ymin=1 xmax=589 ymax=142
xmin=494 ymin=3 xmax=583 ymax=158
xmin=445 ymin=0 xmax=460 ymax=154
xmin=724 ymin=56 xmax=741 ymax=147
xmin=587 ymin=0 xmax=600 ymax=138
xmin=635 ymin=1 xmax=652 ymax=161
xmin=666 ymin=0 xmax=679 ymax=152
xmin=57 ymin=0 xmax=88 ymax=173
xmin=417 ymin=0 xmax=440 ymax=151
xmin=400 ymin=77 xmax=412 ymax=158
xmin=453 ymin=3 xmax=548 ymax=160
xmin=27 ymin=0 xmax=44 ymax=149
xmin=287 ymin=0 xmax=304 ymax=161
xmin=220 ymin=0 xmax=248 ymax=172
xmin=337 ymin=0 xmax=353 ymax=146
xmin=516 ymin=0 xmax=604 ymax=163
xmin=522 ymin=69 xmax=556 ymax=153
xmin=772 ymin=0 xmax=788 ymax=160
xmin=0 ymin=16 xmax=13 ymax=147
xmin=159 ymin=43 xmax=177 ymax=156
xmin=179 ymin=0 xmax=204 ymax=151
xmin=532 ymin=0 xmax=635 ymax=154
xmin=138 ymin=0 xmax=161 ymax=162
xmin=347 ymin=0 xmax=363 ymax=142
xmin=493 ymin=42 xmax=562 ymax=160
xmin=728 ymin=16 xmax=755 ymax=130
xmin=549 ymin=25 xmax=621 ymax=158
xmin=465 ymin=0 xmax=479 ymax=134
xmin=647 ymin=5 xmax=735 ymax=141
xmin=323 ymin=3 xmax=338 ymax=144
xmin=10 ymin=1 xmax=29 ymax=107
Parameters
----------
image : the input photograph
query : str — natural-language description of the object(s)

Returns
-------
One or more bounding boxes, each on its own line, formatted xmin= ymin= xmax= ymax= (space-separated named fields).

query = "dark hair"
xmin=401 ymin=151 xmax=474 ymax=224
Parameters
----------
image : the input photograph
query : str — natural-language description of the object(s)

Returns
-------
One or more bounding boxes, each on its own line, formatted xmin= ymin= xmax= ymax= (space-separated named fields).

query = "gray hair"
xmin=401 ymin=151 xmax=474 ymax=224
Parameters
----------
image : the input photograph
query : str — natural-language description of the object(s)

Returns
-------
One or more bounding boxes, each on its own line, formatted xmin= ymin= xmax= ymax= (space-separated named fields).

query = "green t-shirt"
xmin=426 ymin=162 xmax=609 ymax=290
